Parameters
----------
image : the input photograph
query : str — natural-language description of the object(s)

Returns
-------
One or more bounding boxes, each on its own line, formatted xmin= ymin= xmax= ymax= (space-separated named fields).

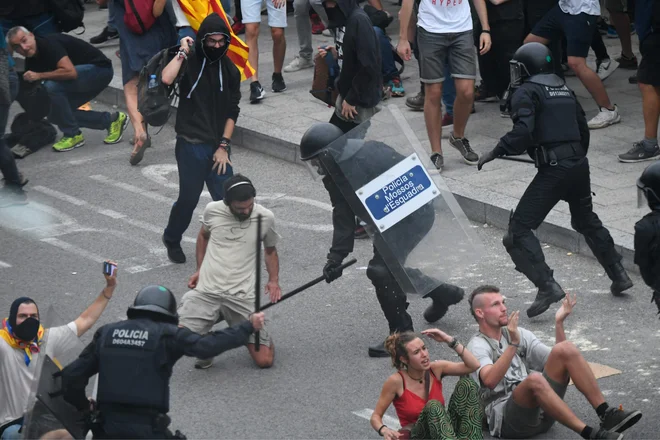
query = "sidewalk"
xmin=85 ymin=3 xmax=649 ymax=271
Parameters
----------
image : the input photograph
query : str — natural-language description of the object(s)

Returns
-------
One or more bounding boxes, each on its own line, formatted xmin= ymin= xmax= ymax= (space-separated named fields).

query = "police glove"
xmin=323 ymin=259 xmax=344 ymax=283
xmin=477 ymin=149 xmax=498 ymax=171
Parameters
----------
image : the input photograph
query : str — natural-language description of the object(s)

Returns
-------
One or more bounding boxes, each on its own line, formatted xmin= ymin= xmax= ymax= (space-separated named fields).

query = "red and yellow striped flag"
xmin=177 ymin=0 xmax=255 ymax=81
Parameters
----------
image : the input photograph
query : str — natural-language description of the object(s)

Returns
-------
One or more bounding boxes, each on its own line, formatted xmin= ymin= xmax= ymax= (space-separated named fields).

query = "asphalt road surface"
xmin=1 ymin=101 xmax=659 ymax=439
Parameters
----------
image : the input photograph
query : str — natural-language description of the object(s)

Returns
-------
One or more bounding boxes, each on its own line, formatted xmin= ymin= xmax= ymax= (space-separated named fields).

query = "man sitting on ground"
xmin=466 ymin=285 xmax=642 ymax=440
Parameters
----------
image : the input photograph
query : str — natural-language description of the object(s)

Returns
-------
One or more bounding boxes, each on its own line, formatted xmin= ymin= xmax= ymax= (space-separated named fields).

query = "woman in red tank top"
xmin=370 ymin=329 xmax=484 ymax=440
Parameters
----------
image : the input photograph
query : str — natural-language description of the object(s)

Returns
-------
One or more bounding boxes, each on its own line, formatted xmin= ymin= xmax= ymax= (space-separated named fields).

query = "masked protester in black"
xmin=300 ymin=123 xmax=465 ymax=358
xmin=161 ymin=13 xmax=241 ymax=265
xmin=635 ymin=163 xmax=660 ymax=316
xmin=60 ymin=286 xmax=265 ymax=439
xmin=478 ymin=42 xmax=633 ymax=319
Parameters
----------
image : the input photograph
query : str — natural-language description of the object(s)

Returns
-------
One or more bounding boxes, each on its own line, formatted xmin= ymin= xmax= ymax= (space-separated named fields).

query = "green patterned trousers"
xmin=410 ymin=376 xmax=484 ymax=440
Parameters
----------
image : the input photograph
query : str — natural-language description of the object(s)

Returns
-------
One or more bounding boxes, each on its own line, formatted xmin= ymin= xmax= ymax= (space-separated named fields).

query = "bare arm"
xmin=222 ymin=118 xmax=235 ymax=140
xmin=554 ymin=294 xmax=576 ymax=344
xmin=196 ymin=226 xmax=210 ymax=271
xmin=74 ymin=266 xmax=117 ymax=337
xmin=472 ymin=0 xmax=490 ymax=31
xmin=153 ymin=0 xmax=167 ymax=17
xmin=478 ymin=346 xmax=517 ymax=389
xmin=432 ymin=344 xmax=480 ymax=377
xmin=370 ymin=375 xmax=402 ymax=439
xmin=398 ymin=0 xmax=414 ymax=42
xmin=162 ymin=37 xmax=193 ymax=86
xmin=488 ymin=0 xmax=511 ymax=4
xmin=34 ymin=57 xmax=77 ymax=81
xmin=264 ymin=247 xmax=279 ymax=283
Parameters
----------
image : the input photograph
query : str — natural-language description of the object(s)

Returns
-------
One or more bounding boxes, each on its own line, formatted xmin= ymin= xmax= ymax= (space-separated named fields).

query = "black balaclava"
xmin=8 ymin=297 xmax=40 ymax=341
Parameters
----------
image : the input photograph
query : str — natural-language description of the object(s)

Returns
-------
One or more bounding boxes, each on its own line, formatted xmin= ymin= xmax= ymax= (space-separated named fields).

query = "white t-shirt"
xmin=418 ymin=0 xmax=473 ymax=34
xmin=196 ymin=202 xmax=279 ymax=297
xmin=0 ymin=322 xmax=79 ymax=427
xmin=559 ymin=0 xmax=600 ymax=16
xmin=171 ymin=0 xmax=191 ymax=28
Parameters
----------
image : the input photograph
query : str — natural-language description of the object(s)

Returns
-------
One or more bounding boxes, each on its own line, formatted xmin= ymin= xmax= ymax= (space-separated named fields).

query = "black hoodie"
xmin=324 ymin=0 xmax=382 ymax=109
xmin=175 ymin=13 xmax=241 ymax=145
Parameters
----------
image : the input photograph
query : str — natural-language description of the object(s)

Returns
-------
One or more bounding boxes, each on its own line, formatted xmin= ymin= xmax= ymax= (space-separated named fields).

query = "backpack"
xmin=124 ymin=0 xmax=157 ymax=35
xmin=48 ymin=0 xmax=85 ymax=33
xmin=310 ymin=51 xmax=340 ymax=107
xmin=137 ymin=46 xmax=183 ymax=128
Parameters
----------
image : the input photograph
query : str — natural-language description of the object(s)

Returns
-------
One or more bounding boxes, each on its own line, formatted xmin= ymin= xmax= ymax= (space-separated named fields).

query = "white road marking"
xmin=33 ymin=185 xmax=195 ymax=243
xmin=41 ymin=238 xmax=107 ymax=263
xmin=0 ymin=260 xmax=12 ymax=268
xmin=100 ymin=170 xmax=334 ymax=232
xmin=352 ymin=409 xmax=401 ymax=430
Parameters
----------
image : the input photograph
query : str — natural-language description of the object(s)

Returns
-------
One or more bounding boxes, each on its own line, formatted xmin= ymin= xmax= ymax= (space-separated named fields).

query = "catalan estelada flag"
xmin=177 ymin=0 xmax=255 ymax=81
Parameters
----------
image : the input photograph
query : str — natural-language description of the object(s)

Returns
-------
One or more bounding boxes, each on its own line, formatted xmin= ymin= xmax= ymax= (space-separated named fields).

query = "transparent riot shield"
xmin=22 ymin=306 xmax=88 ymax=440
xmin=319 ymin=105 xmax=485 ymax=296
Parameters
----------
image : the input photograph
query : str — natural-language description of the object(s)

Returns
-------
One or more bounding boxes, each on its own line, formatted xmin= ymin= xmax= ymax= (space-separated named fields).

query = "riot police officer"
xmin=60 ymin=285 xmax=265 ymax=439
xmin=299 ymin=123 xmax=465 ymax=358
xmin=635 ymin=162 xmax=660 ymax=315
xmin=478 ymin=42 xmax=633 ymax=318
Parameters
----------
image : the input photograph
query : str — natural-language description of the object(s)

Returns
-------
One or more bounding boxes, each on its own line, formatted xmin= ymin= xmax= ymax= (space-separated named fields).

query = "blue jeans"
xmin=43 ymin=65 xmax=114 ymax=137
xmin=0 ymin=69 xmax=20 ymax=185
xmin=0 ymin=13 xmax=58 ymax=37
xmin=442 ymin=59 xmax=456 ymax=116
xmin=0 ymin=424 xmax=21 ymax=440
xmin=107 ymin=0 xmax=117 ymax=33
xmin=374 ymin=26 xmax=399 ymax=82
xmin=163 ymin=139 xmax=234 ymax=245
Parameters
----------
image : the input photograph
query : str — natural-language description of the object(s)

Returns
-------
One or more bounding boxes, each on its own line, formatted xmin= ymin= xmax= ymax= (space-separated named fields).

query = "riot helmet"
xmin=509 ymin=42 xmax=554 ymax=87
xmin=127 ymin=285 xmax=178 ymax=324
xmin=299 ymin=123 xmax=345 ymax=161
xmin=637 ymin=162 xmax=660 ymax=210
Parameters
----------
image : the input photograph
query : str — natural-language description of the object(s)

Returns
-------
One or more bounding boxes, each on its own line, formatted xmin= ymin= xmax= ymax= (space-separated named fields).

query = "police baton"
xmin=497 ymin=156 xmax=535 ymax=164
xmin=254 ymin=214 xmax=262 ymax=352
xmin=259 ymin=258 xmax=358 ymax=312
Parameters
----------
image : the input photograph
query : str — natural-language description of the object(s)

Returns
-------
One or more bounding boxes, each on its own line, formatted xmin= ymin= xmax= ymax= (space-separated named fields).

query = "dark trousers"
xmin=505 ymin=156 xmax=621 ymax=287
xmin=525 ymin=0 xmax=564 ymax=77
xmin=0 ymin=68 xmax=20 ymax=186
xmin=367 ymin=205 xmax=436 ymax=333
xmin=329 ymin=112 xmax=359 ymax=134
xmin=373 ymin=26 xmax=399 ymax=82
xmin=476 ymin=19 xmax=525 ymax=98
xmin=43 ymin=65 xmax=114 ymax=137
xmin=163 ymin=138 xmax=233 ymax=245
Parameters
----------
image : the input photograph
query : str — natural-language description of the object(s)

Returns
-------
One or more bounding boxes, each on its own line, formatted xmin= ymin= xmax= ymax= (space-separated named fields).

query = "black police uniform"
xmin=635 ymin=163 xmax=660 ymax=314
xmin=484 ymin=44 xmax=632 ymax=318
xmin=302 ymin=126 xmax=464 ymax=356
xmin=61 ymin=286 xmax=256 ymax=439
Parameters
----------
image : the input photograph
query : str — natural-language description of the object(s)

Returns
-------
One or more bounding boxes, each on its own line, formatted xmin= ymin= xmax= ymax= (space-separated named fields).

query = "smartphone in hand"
xmin=103 ymin=261 xmax=117 ymax=277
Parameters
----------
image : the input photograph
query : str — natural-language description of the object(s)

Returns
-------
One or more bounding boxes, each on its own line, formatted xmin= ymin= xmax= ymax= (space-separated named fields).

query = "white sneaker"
xmin=322 ymin=29 xmax=333 ymax=37
xmin=283 ymin=56 xmax=314 ymax=73
xmin=588 ymin=105 xmax=621 ymax=129
xmin=596 ymin=58 xmax=619 ymax=81
xmin=194 ymin=358 xmax=213 ymax=369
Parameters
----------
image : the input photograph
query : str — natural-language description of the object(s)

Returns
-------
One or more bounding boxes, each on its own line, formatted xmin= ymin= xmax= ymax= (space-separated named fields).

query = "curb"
xmin=97 ymin=84 xmax=639 ymax=275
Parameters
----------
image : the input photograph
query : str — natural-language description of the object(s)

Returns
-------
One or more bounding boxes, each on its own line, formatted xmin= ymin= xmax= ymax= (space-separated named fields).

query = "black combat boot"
xmin=423 ymin=283 xmax=465 ymax=323
xmin=527 ymin=279 xmax=566 ymax=318
xmin=606 ymin=262 xmax=633 ymax=296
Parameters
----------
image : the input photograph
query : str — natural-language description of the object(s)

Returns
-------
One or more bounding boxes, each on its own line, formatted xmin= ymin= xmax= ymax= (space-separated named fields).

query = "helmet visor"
xmin=509 ymin=61 xmax=526 ymax=87
xmin=305 ymin=157 xmax=326 ymax=181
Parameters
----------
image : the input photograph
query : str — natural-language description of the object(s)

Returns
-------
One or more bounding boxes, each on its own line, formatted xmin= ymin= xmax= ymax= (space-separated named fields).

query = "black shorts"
xmin=531 ymin=3 xmax=597 ymax=58
xmin=638 ymin=33 xmax=660 ymax=87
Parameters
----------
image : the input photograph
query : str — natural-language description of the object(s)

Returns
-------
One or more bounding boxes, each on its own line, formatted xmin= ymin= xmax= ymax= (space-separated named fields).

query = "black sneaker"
xmin=527 ymin=280 xmax=566 ymax=318
xmin=449 ymin=134 xmax=479 ymax=165
xmin=628 ymin=74 xmax=637 ymax=84
xmin=474 ymin=83 xmax=498 ymax=102
xmin=618 ymin=142 xmax=660 ymax=163
xmin=615 ymin=53 xmax=638 ymax=69
xmin=590 ymin=428 xmax=623 ymax=440
xmin=368 ymin=341 xmax=390 ymax=358
xmin=430 ymin=152 xmax=444 ymax=171
xmin=162 ymin=234 xmax=186 ymax=264
xmin=250 ymin=81 xmax=266 ymax=103
xmin=272 ymin=73 xmax=286 ymax=93
xmin=600 ymin=406 xmax=642 ymax=433
xmin=90 ymin=26 xmax=119 ymax=45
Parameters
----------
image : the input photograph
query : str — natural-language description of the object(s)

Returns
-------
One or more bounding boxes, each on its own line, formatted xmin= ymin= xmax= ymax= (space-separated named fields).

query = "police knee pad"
xmin=366 ymin=261 xmax=391 ymax=285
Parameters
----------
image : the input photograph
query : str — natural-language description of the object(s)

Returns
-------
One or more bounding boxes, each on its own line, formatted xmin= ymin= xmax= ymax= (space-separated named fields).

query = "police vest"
xmin=96 ymin=318 xmax=176 ymax=412
xmin=527 ymin=82 xmax=581 ymax=146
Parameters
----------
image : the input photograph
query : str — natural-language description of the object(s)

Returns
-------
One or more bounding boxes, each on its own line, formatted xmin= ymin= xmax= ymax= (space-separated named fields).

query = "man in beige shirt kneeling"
xmin=180 ymin=174 xmax=282 ymax=369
